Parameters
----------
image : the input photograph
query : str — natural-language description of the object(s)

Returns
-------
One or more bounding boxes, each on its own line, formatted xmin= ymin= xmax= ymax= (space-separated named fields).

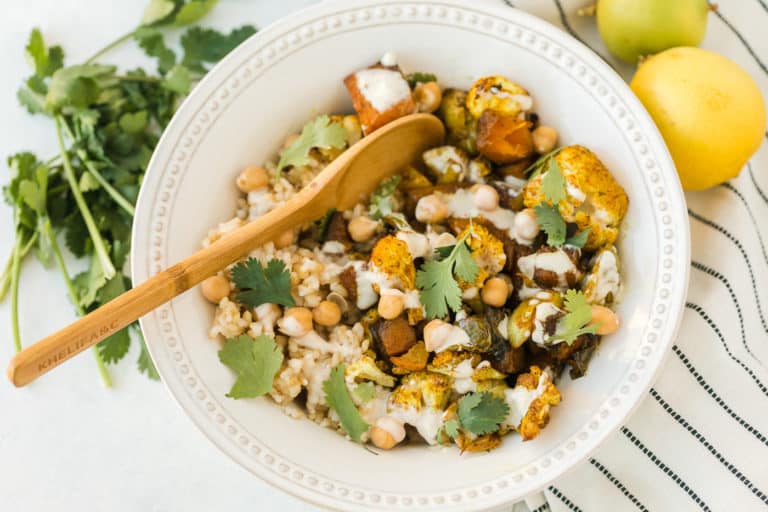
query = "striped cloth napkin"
xmin=496 ymin=0 xmax=768 ymax=510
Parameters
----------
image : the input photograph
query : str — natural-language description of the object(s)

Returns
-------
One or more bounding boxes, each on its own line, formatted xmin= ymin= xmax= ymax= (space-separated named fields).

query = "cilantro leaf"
xmin=550 ymin=289 xmax=598 ymax=345
xmin=565 ymin=227 xmax=591 ymax=248
xmin=541 ymin=157 xmax=566 ymax=204
xmin=369 ymin=175 xmax=401 ymax=220
xmin=219 ymin=334 xmax=283 ymax=398
xmin=525 ymin=147 xmax=565 ymax=178
xmin=457 ymin=392 xmax=510 ymax=435
xmin=443 ymin=418 xmax=460 ymax=439
xmin=416 ymin=232 xmax=479 ymax=319
xmin=181 ymin=25 xmax=257 ymax=73
xmin=46 ymin=64 xmax=116 ymax=110
xmin=231 ymin=257 xmax=294 ymax=308
xmin=134 ymin=27 xmax=176 ymax=74
xmin=534 ymin=203 xmax=566 ymax=247
xmin=98 ymin=328 xmax=131 ymax=364
xmin=277 ymin=115 xmax=347 ymax=174
xmin=352 ymin=382 xmax=376 ymax=404
xmin=323 ymin=363 xmax=369 ymax=442
xmin=137 ymin=332 xmax=160 ymax=380
xmin=406 ymin=72 xmax=437 ymax=88
xmin=161 ymin=64 xmax=192 ymax=94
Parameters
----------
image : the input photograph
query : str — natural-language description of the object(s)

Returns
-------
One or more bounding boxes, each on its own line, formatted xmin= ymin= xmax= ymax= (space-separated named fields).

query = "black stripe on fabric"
xmin=531 ymin=503 xmax=550 ymax=512
xmin=686 ymin=302 xmax=768 ymax=398
xmin=672 ymin=344 xmax=768 ymax=447
xmin=547 ymin=486 xmax=582 ymax=512
xmin=649 ymin=388 xmax=768 ymax=506
xmin=620 ymin=427 xmax=712 ymax=512
xmin=500 ymin=0 xmax=515 ymax=8
xmin=688 ymin=209 xmax=768 ymax=334
xmin=691 ymin=261 xmax=762 ymax=364
xmin=721 ymin=183 xmax=768 ymax=268
xmin=713 ymin=9 xmax=768 ymax=75
xmin=550 ymin=0 xmax=617 ymax=72
xmin=755 ymin=0 xmax=768 ymax=15
xmin=588 ymin=458 xmax=649 ymax=512
xmin=749 ymin=164 xmax=768 ymax=207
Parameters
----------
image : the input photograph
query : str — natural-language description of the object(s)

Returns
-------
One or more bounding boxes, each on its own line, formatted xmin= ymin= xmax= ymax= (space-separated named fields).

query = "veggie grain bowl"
xmin=202 ymin=55 xmax=627 ymax=453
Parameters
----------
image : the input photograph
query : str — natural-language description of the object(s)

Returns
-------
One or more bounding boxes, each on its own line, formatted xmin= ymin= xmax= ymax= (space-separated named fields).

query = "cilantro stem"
xmin=10 ymin=232 xmax=23 ymax=352
xmin=0 ymin=233 xmax=37 ymax=302
xmin=84 ymin=30 xmax=135 ymax=64
xmin=55 ymin=115 xmax=116 ymax=280
xmin=43 ymin=218 xmax=112 ymax=388
xmin=75 ymin=149 xmax=135 ymax=216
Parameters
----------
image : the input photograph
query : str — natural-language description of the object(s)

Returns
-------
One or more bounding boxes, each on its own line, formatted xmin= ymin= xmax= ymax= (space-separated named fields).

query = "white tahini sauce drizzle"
xmin=441 ymin=188 xmax=516 ymax=235
xmin=354 ymin=68 xmax=411 ymax=112
xmin=517 ymin=250 xmax=579 ymax=288
xmin=531 ymin=302 xmax=563 ymax=345
xmin=503 ymin=370 xmax=551 ymax=428
xmin=452 ymin=358 xmax=477 ymax=394
xmin=590 ymin=248 xmax=622 ymax=305
xmin=388 ymin=406 xmax=444 ymax=445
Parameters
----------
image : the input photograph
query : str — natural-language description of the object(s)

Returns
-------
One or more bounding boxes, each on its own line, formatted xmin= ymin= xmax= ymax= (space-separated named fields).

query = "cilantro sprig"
xmin=416 ymin=229 xmax=479 ymax=319
xmin=276 ymin=115 xmax=347 ymax=177
xmin=219 ymin=334 xmax=284 ymax=399
xmin=531 ymin=152 xmax=589 ymax=248
xmin=323 ymin=363 xmax=370 ymax=443
xmin=441 ymin=392 xmax=510 ymax=440
xmin=368 ymin=175 xmax=401 ymax=220
xmin=231 ymin=257 xmax=295 ymax=309
xmin=2 ymin=3 xmax=256 ymax=385
xmin=549 ymin=289 xmax=598 ymax=345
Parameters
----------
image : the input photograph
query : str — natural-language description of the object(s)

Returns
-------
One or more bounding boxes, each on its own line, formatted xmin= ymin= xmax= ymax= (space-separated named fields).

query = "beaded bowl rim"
xmin=131 ymin=1 xmax=690 ymax=510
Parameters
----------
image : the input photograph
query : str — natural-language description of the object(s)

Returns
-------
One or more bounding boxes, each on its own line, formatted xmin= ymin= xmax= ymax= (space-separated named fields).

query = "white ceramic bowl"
xmin=131 ymin=1 xmax=689 ymax=509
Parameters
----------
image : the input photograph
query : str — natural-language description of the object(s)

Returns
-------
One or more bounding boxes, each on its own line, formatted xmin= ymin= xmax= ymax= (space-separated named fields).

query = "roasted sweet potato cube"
xmin=344 ymin=65 xmax=416 ymax=135
xmin=374 ymin=317 xmax=417 ymax=357
xmin=476 ymin=111 xmax=533 ymax=164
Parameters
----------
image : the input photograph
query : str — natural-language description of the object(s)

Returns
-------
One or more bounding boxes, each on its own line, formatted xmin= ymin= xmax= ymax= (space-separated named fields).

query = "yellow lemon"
xmin=630 ymin=47 xmax=766 ymax=191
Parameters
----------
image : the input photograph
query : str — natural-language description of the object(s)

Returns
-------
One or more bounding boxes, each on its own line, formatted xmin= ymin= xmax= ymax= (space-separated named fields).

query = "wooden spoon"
xmin=8 ymin=113 xmax=445 ymax=387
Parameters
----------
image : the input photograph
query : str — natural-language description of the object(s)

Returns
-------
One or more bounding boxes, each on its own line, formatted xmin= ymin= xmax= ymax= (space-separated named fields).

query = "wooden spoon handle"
xmin=7 ymin=198 xmax=312 ymax=387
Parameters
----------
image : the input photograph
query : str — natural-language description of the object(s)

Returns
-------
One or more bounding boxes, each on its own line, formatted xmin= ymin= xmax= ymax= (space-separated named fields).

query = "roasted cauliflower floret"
xmin=502 ymin=366 xmax=561 ymax=441
xmin=466 ymin=75 xmax=533 ymax=119
xmin=422 ymin=145 xmax=469 ymax=183
xmin=582 ymin=245 xmax=622 ymax=306
xmin=389 ymin=371 xmax=452 ymax=411
xmin=369 ymin=235 xmax=416 ymax=289
xmin=428 ymin=350 xmax=478 ymax=375
xmin=454 ymin=223 xmax=506 ymax=287
xmin=346 ymin=354 xmax=396 ymax=387
xmin=506 ymin=291 xmax=563 ymax=348
xmin=523 ymin=145 xmax=628 ymax=251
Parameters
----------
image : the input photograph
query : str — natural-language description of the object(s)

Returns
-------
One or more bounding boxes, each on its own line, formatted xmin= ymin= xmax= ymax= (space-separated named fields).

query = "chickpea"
xmin=347 ymin=216 xmax=379 ymax=242
xmin=378 ymin=290 xmax=406 ymax=320
xmin=591 ymin=305 xmax=620 ymax=335
xmin=413 ymin=81 xmax=442 ymax=113
xmin=274 ymin=229 xmax=295 ymax=249
xmin=423 ymin=319 xmax=450 ymax=352
xmin=481 ymin=277 xmax=509 ymax=307
xmin=370 ymin=416 xmax=406 ymax=450
xmin=236 ymin=166 xmax=269 ymax=193
xmin=415 ymin=194 xmax=449 ymax=224
xmin=312 ymin=300 xmax=342 ymax=327
xmin=473 ymin=184 xmax=499 ymax=211
xmin=532 ymin=125 xmax=558 ymax=154
xmin=278 ymin=307 xmax=313 ymax=337
xmin=200 ymin=275 xmax=230 ymax=304
xmin=514 ymin=208 xmax=540 ymax=241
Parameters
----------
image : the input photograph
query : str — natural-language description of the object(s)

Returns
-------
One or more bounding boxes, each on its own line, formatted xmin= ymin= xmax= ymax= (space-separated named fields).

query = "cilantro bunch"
xmin=1 ymin=0 xmax=256 ymax=386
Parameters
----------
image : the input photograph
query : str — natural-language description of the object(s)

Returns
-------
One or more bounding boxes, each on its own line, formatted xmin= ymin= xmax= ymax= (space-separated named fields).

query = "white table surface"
xmin=0 ymin=1 xmax=321 ymax=511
